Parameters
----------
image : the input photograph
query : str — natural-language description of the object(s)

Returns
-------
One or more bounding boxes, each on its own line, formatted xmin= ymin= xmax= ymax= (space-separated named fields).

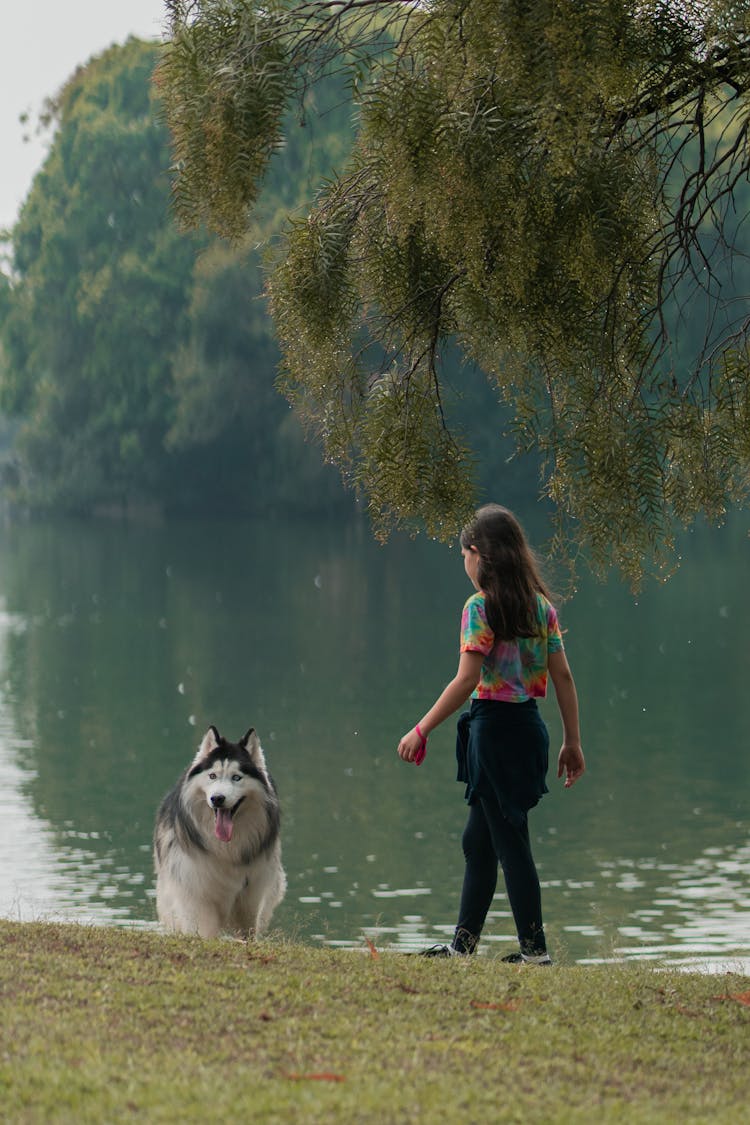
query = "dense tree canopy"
xmin=0 ymin=37 xmax=350 ymax=516
xmin=160 ymin=0 xmax=750 ymax=579
xmin=0 ymin=39 xmax=197 ymax=510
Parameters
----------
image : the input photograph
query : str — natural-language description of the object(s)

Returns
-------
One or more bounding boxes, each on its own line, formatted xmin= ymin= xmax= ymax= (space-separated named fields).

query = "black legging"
xmin=454 ymin=795 xmax=546 ymax=956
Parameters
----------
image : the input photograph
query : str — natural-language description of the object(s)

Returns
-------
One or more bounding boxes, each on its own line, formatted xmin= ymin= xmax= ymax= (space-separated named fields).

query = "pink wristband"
xmin=414 ymin=723 xmax=427 ymax=766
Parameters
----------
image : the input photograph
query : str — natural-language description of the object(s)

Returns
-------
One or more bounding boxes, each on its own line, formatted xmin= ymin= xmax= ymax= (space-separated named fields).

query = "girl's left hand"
xmin=557 ymin=743 xmax=585 ymax=788
xmin=397 ymin=728 xmax=425 ymax=764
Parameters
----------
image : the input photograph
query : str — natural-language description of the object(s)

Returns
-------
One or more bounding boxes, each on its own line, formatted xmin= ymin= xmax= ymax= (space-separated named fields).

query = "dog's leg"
xmin=192 ymin=911 xmax=224 ymax=939
xmin=156 ymin=877 xmax=224 ymax=938
xmin=232 ymin=856 xmax=286 ymax=937
xmin=232 ymin=878 xmax=272 ymax=937
xmin=230 ymin=891 xmax=262 ymax=937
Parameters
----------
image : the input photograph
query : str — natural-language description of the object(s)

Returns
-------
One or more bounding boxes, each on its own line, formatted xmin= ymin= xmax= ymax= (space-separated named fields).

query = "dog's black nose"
xmin=210 ymin=794 xmax=225 ymax=808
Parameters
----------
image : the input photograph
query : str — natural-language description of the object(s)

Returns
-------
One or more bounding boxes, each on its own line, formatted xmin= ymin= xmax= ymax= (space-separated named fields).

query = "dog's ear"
xmin=240 ymin=728 xmax=266 ymax=769
xmin=191 ymin=726 xmax=221 ymax=767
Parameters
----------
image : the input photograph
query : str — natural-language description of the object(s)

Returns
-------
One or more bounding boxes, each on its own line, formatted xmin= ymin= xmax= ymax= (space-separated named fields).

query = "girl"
xmin=397 ymin=504 xmax=585 ymax=963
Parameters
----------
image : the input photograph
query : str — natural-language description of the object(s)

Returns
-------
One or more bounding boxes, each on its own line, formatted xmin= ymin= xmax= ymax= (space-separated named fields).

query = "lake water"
xmin=0 ymin=510 xmax=748 ymax=970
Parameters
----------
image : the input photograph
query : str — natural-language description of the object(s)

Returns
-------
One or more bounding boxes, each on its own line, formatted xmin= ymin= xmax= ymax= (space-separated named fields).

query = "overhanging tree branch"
xmin=160 ymin=0 xmax=750 ymax=580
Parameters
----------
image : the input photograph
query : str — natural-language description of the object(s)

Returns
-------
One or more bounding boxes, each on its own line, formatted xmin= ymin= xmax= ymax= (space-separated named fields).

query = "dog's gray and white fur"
xmin=153 ymin=726 xmax=286 ymax=938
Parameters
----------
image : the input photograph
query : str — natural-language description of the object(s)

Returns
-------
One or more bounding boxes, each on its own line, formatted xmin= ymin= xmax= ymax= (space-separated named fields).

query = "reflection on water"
xmin=0 ymin=514 xmax=748 ymax=971
xmin=0 ymin=718 xmax=152 ymax=928
xmin=276 ymin=840 xmax=750 ymax=972
xmin=601 ymin=842 xmax=750 ymax=969
xmin=0 ymin=762 xmax=145 ymax=928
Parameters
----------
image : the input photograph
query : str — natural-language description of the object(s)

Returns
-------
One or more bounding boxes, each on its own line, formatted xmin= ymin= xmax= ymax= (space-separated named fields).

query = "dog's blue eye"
xmin=231 ymin=774 xmax=242 ymax=782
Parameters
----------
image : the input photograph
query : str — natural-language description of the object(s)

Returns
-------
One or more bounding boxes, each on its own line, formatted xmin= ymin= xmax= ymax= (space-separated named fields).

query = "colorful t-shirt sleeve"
xmin=546 ymin=600 xmax=564 ymax=654
xmin=460 ymin=594 xmax=494 ymax=655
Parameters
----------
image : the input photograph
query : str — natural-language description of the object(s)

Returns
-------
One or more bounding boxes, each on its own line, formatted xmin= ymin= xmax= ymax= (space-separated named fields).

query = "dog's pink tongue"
xmin=214 ymin=808 xmax=233 ymax=843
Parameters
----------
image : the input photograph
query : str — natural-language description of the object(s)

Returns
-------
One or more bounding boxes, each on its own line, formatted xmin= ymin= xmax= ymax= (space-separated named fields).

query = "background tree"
xmin=166 ymin=237 xmax=347 ymax=512
xmin=163 ymin=59 xmax=360 ymax=513
xmin=0 ymin=39 xmax=200 ymax=510
xmin=0 ymin=37 xmax=352 ymax=516
xmin=159 ymin=0 xmax=750 ymax=579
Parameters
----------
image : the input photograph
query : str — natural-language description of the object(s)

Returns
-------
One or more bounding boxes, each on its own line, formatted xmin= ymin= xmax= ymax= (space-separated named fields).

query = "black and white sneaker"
xmin=418 ymin=944 xmax=465 ymax=958
xmin=501 ymin=951 xmax=553 ymax=965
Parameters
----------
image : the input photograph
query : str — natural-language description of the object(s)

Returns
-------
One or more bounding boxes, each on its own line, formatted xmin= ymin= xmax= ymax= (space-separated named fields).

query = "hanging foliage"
xmin=160 ymin=1 xmax=750 ymax=579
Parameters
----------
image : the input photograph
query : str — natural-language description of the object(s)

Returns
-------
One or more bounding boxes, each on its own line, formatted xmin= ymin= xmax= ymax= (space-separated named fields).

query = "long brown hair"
xmin=460 ymin=504 xmax=552 ymax=641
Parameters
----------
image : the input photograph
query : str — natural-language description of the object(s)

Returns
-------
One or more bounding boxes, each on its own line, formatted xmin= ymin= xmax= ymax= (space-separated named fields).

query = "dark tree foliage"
xmin=160 ymin=0 xmax=750 ymax=580
xmin=0 ymin=39 xmax=203 ymax=511
xmin=0 ymin=37 xmax=352 ymax=517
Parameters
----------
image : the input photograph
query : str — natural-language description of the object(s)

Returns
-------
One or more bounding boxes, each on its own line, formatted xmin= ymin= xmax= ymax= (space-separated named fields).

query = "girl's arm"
xmin=397 ymin=650 xmax=484 ymax=763
xmin=548 ymin=648 xmax=585 ymax=787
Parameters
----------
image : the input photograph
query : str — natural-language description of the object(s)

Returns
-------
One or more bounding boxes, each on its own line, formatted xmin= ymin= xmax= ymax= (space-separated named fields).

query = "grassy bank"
xmin=1 ymin=920 xmax=747 ymax=1123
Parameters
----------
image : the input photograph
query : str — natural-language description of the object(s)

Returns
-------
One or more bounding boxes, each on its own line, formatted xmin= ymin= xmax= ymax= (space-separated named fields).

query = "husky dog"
xmin=154 ymin=726 xmax=286 ymax=938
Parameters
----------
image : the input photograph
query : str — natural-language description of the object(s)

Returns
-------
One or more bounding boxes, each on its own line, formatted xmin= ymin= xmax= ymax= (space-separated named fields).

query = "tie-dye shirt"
xmin=460 ymin=591 xmax=564 ymax=702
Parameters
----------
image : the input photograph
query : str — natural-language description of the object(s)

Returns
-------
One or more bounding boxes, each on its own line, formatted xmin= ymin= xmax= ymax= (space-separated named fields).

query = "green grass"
xmin=1 ymin=920 xmax=748 ymax=1123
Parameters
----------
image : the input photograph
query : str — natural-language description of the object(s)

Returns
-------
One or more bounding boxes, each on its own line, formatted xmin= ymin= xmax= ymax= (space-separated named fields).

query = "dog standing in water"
xmin=154 ymin=726 xmax=286 ymax=938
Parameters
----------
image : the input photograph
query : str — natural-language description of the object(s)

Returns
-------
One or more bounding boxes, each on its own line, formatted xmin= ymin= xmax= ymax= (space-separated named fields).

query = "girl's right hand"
xmin=397 ymin=727 xmax=426 ymax=764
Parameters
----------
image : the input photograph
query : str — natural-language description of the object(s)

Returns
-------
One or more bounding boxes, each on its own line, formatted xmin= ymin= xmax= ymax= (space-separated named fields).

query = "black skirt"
xmin=456 ymin=698 xmax=550 ymax=827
